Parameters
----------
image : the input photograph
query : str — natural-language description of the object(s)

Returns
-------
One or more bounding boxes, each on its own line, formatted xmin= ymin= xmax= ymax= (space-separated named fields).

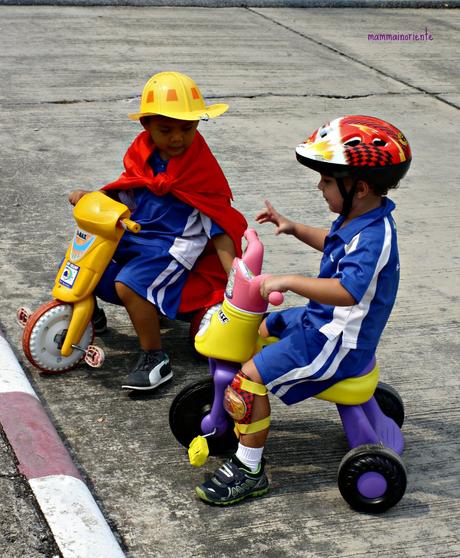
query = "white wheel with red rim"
xmin=22 ymin=300 xmax=94 ymax=374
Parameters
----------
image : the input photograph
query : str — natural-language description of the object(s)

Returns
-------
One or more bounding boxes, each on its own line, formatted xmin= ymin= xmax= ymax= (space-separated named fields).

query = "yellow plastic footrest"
xmin=188 ymin=436 xmax=210 ymax=467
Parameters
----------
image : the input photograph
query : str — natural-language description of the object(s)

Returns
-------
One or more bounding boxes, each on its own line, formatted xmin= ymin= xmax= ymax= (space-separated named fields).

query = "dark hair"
xmin=368 ymin=180 xmax=400 ymax=196
xmin=139 ymin=115 xmax=153 ymax=126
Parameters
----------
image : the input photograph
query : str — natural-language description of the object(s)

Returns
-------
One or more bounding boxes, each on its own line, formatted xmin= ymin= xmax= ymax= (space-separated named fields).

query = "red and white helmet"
xmin=296 ymin=115 xmax=411 ymax=188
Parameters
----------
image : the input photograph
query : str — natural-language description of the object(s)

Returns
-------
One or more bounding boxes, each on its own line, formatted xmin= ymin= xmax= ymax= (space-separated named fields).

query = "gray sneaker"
xmin=92 ymin=305 xmax=107 ymax=335
xmin=196 ymin=455 xmax=269 ymax=506
xmin=122 ymin=350 xmax=172 ymax=391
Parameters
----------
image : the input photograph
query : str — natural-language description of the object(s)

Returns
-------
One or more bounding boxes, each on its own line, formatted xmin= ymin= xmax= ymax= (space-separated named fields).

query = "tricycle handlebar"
xmin=268 ymin=291 xmax=284 ymax=306
xmin=120 ymin=218 xmax=141 ymax=233
xmin=242 ymin=228 xmax=263 ymax=275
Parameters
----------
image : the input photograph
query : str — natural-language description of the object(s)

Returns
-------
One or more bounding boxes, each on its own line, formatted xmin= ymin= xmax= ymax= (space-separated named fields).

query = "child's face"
xmin=142 ymin=116 xmax=199 ymax=159
xmin=317 ymin=174 xmax=349 ymax=214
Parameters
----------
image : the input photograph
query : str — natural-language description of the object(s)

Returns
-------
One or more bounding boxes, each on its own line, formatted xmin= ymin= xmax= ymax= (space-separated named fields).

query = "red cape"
xmin=102 ymin=130 xmax=247 ymax=313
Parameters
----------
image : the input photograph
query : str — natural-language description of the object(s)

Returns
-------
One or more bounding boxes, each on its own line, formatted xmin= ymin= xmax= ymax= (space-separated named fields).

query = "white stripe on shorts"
xmin=266 ymin=336 xmax=340 ymax=393
xmin=146 ymin=260 xmax=185 ymax=314
xmin=156 ymin=267 xmax=185 ymax=314
xmin=274 ymin=342 xmax=349 ymax=399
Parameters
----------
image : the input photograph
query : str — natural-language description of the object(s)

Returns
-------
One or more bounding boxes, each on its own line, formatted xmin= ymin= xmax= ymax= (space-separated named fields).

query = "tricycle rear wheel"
xmin=169 ymin=378 xmax=237 ymax=456
xmin=374 ymin=382 xmax=405 ymax=427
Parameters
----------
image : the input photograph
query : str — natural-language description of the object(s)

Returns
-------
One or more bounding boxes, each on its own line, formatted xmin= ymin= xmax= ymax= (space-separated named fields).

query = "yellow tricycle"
xmin=17 ymin=191 xmax=140 ymax=373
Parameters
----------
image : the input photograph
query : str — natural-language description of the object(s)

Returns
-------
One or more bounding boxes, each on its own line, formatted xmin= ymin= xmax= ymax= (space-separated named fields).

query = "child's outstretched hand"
xmin=68 ymin=189 xmax=91 ymax=206
xmin=255 ymin=200 xmax=295 ymax=236
xmin=260 ymin=274 xmax=288 ymax=300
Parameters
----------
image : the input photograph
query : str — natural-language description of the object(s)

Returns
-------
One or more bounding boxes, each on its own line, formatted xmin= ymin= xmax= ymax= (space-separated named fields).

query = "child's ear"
xmin=356 ymin=180 xmax=370 ymax=198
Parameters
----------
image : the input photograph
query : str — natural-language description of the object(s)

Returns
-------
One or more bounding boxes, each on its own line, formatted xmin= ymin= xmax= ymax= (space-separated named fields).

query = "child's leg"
xmin=113 ymin=247 xmax=187 ymax=391
xmin=233 ymin=359 xmax=270 ymax=475
xmin=115 ymin=281 xmax=161 ymax=350
xmin=238 ymin=359 xmax=271 ymax=449
xmin=258 ymin=318 xmax=270 ymax=339
xmin=195 ymin=358 xmax=270 ymax=506
xmin=196 ymin=308 xmax=308 ymax=505
xmin=116 ymin=282 xmax=172 ymax=391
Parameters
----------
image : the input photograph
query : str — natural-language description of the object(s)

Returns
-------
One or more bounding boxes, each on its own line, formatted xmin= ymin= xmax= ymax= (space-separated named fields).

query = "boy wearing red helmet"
xmin=69 ymin=72 xmax=246 ymax=391
xmin=196 ymin=115 xmax=411 ymax=506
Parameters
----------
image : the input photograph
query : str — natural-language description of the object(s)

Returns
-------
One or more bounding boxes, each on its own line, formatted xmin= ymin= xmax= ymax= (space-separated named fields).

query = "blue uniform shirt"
xmin=306 ymin=197 xmax=399 ymax=351
xmin=95 ymin=149 xmax=225 ymax=318
xmin=118 ymin=149 xmax=224 ymax=270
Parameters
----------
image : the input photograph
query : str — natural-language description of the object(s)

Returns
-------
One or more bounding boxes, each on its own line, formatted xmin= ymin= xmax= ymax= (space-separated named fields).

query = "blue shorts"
xmin=253 ymin=307 xmax=375 ymax=405
xmin=94 ymin=239 xmax=188 ymax=319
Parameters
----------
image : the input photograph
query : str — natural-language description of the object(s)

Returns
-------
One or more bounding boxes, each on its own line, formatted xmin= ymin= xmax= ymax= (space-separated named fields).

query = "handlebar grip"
xmin=268 ymin=291 xmax=284 ymax=306
xmin=121 ymin=218 xmax=141 ymax=233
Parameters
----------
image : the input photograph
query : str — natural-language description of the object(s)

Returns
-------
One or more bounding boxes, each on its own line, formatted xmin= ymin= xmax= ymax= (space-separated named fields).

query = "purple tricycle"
xmin=169 ymin=229 xmax=407 ymax=512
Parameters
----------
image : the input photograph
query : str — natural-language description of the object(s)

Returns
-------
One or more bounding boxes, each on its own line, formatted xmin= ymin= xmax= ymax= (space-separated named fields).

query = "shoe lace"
xmin=136 ymin=350 xmax=164 ymax=371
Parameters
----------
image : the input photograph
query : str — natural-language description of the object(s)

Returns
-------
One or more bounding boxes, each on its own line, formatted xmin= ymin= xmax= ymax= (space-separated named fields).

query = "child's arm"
xmin=212 ymin=233 xmax=236 ymax=275
xmin=260 ymin=274 xmax=356 ymax=307
xmin=256 ymin=200 xmax=328 ymax=252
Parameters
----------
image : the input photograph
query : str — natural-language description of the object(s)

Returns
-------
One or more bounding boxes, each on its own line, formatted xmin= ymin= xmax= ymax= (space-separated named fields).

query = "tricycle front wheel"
xmin=169 ymin=378 xmax=237 ymax=456
xmin=22 ymin=300 xmax=93 ymax=374
xmin=337 ymin=444 xmax=407 ymax=513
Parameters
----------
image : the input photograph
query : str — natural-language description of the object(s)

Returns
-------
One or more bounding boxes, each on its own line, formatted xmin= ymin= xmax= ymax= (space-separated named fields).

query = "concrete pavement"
xmin=0 ymin=5 xmax=459 ymax=557
xmin=1 ymin=1 xmax=459 ymax=7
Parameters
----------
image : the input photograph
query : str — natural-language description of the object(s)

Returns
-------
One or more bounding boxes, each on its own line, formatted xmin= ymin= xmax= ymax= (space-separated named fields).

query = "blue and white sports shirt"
xmin=118 ymin=149 xmax=224 ymax=270
xmin=306 ymin=197 xmax=399 ymax=351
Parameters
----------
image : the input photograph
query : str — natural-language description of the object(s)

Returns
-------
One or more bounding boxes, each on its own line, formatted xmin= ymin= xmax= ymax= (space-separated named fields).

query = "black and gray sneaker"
xmin=122 ymin=349 xmax=172 ymax=391
xmin=92 ymin=305 xmax=108 ymax=335
xmin=196 ymin=455 xmax=269 ymax=506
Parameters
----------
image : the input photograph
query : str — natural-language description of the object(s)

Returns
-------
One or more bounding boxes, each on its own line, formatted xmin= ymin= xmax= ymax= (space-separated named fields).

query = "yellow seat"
xmin=254 ymin=335 xmax=379 ymax=405
xmin=314 ymin=364 xmax=379 ymax=405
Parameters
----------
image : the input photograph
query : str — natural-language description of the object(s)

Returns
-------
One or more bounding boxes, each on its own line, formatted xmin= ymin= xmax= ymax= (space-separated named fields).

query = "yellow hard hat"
xmin=128 ymin=71 xmax=229 ymax=121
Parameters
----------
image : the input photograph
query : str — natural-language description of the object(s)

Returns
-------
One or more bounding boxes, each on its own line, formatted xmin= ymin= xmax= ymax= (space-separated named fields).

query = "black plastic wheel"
xmin=374 ymin=382 xmax=405 ymax=427
xmin=169 ymin=378 xmax=237 ymax=456
xmin=338 ymin=444 xmax=407 ymax=513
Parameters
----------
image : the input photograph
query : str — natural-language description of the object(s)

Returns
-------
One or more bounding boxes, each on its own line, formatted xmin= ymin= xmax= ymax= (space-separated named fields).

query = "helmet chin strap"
xmin=337 ymin=177 xmax=358 ymax=218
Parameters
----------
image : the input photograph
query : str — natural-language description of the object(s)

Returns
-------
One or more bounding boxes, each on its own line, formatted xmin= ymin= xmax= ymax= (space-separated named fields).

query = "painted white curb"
xmin=30 ymin=475 xmax=125 ymax=558
xmin=0 ymin=332 xmax=126 ymax=558
xmin=0 ymin=335 xmax=37 ymax=397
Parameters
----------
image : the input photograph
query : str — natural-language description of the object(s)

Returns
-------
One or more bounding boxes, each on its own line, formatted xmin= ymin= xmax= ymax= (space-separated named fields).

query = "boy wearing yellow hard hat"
xmin=69 ymin=72 xmax=247 ymax=391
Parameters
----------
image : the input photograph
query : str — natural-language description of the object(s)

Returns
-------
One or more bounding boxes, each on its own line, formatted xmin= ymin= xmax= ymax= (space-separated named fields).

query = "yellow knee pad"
xmin=234 ymin=415 xmax=271 ymax=436
xmin=223 ymin=371 xmax=271 ymax=436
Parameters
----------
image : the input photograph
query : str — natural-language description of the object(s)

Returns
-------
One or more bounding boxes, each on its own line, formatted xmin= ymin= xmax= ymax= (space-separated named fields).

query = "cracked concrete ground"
xmin=0 ymin=5 xmax=459 ymax=557
xmin=0 ymin=433 xmax=59 ymax=557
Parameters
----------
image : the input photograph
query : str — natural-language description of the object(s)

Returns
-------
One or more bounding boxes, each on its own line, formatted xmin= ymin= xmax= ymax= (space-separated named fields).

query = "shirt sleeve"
xmin=200 ymin=213 xmax=225 ymax=238
xmin=336 ymin=226 xmax=387 ymax=304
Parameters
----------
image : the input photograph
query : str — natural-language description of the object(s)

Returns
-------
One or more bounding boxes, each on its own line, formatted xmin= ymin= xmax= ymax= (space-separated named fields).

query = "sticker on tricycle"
xmin=59 ymin=261 xmax=80 ymax=288
xmin=70 ymin=228 xmax=96 ymax=262
xmin=217 ymin=309 xmax=230 ymax=324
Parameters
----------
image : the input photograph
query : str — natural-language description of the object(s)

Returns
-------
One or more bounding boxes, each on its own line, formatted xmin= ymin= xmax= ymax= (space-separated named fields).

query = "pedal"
xmin=84 ymin=345 xmax=105 ymax=368
xmin=16 ymin=306 xmax=32 ymax=328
